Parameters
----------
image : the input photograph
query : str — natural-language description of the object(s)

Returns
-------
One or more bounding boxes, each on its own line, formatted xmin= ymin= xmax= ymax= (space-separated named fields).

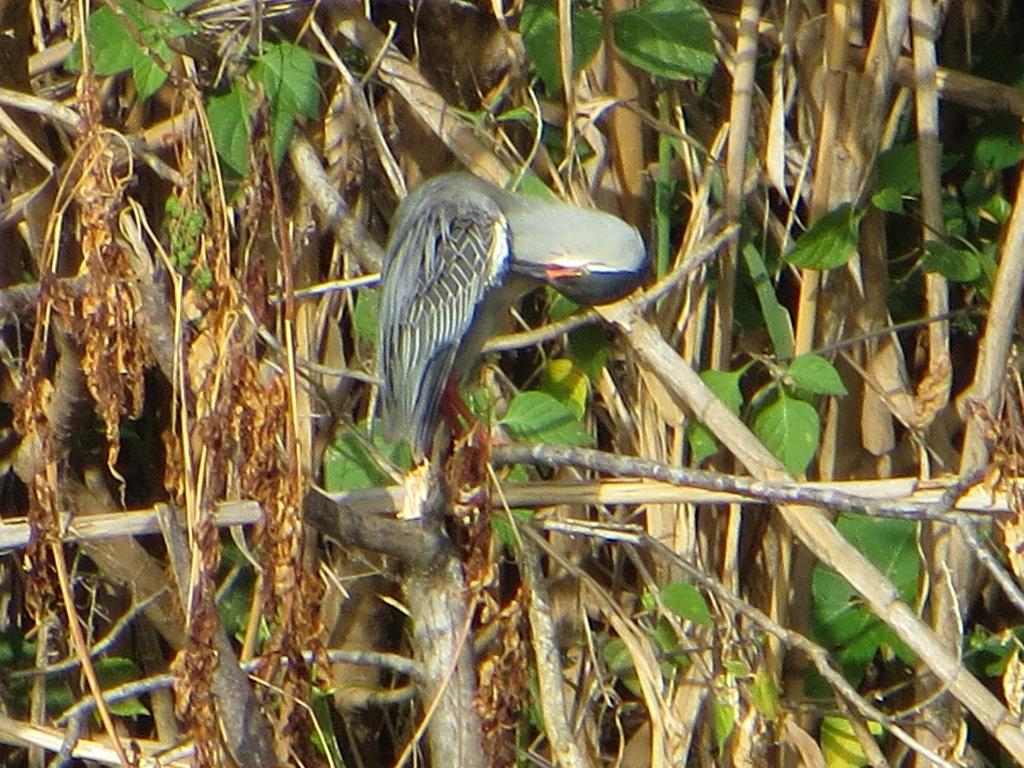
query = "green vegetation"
xmin=2 ymin=1 xmax=1023 ymax=766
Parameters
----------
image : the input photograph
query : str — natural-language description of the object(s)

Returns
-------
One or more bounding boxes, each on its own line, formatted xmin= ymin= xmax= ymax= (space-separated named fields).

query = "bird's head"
xmin=500 ymin=197 xmax=649 ymax=305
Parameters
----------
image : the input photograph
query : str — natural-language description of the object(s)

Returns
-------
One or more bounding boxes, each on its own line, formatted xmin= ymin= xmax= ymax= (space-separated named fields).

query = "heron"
xmin=377 ymin=173 xmax=648 ymax=461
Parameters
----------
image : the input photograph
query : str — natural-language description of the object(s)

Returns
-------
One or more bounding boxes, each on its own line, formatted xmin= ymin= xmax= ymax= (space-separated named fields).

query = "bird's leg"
xmin=440 ymin=376 xmax=477 ymax=438
xmin=441 ymin=378 xmax=492 ymax=494
xmin=440 ymin=377 xmax=495 ymax=457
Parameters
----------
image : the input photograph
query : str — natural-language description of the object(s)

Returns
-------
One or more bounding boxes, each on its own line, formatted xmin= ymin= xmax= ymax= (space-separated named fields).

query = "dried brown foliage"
xmin=2 ymin=1 xmax=1024 ymax=767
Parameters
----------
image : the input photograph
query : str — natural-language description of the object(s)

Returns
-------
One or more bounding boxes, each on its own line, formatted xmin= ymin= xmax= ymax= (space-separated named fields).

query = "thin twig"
xmin=0 ymin=501 xmax=261 ymax=550
xmin=537 ymin=518 xmax=956 ymax=768
xmin=156 ymin=507 xmax=278 ymax=767
xmin=56 ymin=649 xmax=420 ymax=726
xmin=0 ymin=84 xmax=84 ymax=132
xmin=0 ymin=713 xmax=186 ymax=768
xmin=0 ymin=474 xmax=1009 ymax=556
xmin=957 ymin=521 xmax=1024 ymax=617
xmin=491 ymin=443 xmax=1005 ymax=523
xmin=9 ymin=592 xmax=167 ymax=680
xmin=50 ymin=541 xmax=131 ymax=767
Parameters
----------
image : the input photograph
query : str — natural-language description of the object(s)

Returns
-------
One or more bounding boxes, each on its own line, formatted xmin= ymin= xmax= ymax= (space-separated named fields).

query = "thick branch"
xmin=302 ymin=487 xmax=448 ymax=570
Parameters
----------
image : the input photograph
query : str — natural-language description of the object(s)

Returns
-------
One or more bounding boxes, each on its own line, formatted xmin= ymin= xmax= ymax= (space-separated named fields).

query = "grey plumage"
xmin=377 ymin=173 xmax=648 ymax=460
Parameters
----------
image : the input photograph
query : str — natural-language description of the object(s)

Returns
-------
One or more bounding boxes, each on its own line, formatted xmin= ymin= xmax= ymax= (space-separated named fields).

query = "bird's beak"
xmin=540 ymin=262 xmax=648 ymax=305
xmin=512 ymin=247 xmax=649 ymax=305
xmin=543 ymin=265 xmax=584 ymax=280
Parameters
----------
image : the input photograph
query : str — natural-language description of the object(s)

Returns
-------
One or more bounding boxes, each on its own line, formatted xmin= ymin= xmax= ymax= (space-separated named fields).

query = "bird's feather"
xmin=378 ymin=175 xmax=511 ymax=458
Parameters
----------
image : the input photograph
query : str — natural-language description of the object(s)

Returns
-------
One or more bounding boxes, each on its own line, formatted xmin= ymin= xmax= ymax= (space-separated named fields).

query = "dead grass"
xmin=1 ymin=1 xmax=1024 ymax=766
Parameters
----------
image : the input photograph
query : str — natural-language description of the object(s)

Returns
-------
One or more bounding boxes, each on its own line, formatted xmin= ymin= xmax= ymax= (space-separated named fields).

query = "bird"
xmin=377 ymin=172 xmax=648 ymax=461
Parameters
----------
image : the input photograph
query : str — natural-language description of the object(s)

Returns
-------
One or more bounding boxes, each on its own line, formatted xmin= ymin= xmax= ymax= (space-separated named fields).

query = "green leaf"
xmin=660 ymin=581 xmax=712 ymax=627
xmin=603 ymin=637 xmax=631 ymax=674
xmin=253 ymin=41 xmax=319 ymax=119
xmin=354 ymin=286 xmax=380 ymax=346
xmin=650 ymin=618 xmax=688 ymax=673
xmin=752 ymin=393 xmax=819 ymax=475
xmin=712 ymin=695 xmax=735 ymax=754
xmin=870 ymin=187 xmax=903 ymax=213
xmin=511 ymin=170 xmax=557 ymax=201
xmin=323 ymin=429 xmax=411 ymax=491
xmin=700 ymin=369 xmax=744 ymax=413
xmin=981 ymin=191 xmax=1012 ymax=226
xmin=921 ymin=241 xmax=981 ymax=283
xmin=311 ymin=686 xmax=346 ymax=766
xmin=548 ymin=289 xmax=581 ymax=321
xmin=722 ymin=659 xmax=750 ymax=678
xmin=66 ymin=44 xmax=83 ymax=73
xmin=500 ymin=391 xmax=593 ymax=446
xmin=520 ymin=0 xmax=603 ymax=92
xmin=148 ymin=0 xmax=199 ymax=12
xmin=0 ymin=626 xmax=29 ymax=665
xmin=252 ymin=41 xmax=319 ymax=166
xmin=463 ymin=382 xmax=497 ymax=427
xmin=603 ymin=638 xmax=642 ymax=696
xmin=688 ymin=420 xmax=719 ymax=464
xmin=495 ymin=105 xmax=537 ymax=124
xmin=118 ymin=0 xmax=151 ymax=27
xmin=966 ymin=625 xmax=1017 ymax=678
xmin=751 ymin=667 xmax=780 ymax=720
xmin=784 ymin=204 xmax=864 ymax=270
xmin=787 ymin=354 xmax=847 ymax=396
xmin=741 ymin=243 xmax=793 ymax=359
xmin=95 ymin=657 xmax=149 ymax=717
xmin=608 ymin=629 xmax=681 ymax=693
xmin=218 ymin=561 xmax=255 ymax=639
xmin=191 ymin=267 xmax=213 ymax=293
xmin=95 ymin=656 xmax=141 ymax=685
xmin=612 ymin=0 xmax=717 ymax=81
xmin=820 ymin=716 xmax=882 ymax=768
xmin=539 ymin=358 xmax=590 ymax=419
xmin=207 ymin=85 xmax=252 ymax=176
xmin=976 ymin=241 xmax=998 ymax=291
xmin=874 ymin=142 xmax=920 ymax=195
xmin=167 ymin=15 xmax=197 ymax=39
xmin=972 ymin=117 xmax=1024 ymax=172
xmin=491 ymin=508 xmax=534 ymax=550
xmin=810 ymin=515 xmax=918 ymax=685
xmin=132 ymin=50 xmax=168 ymax=99
xmin=107 ymin=695 xmax=150 ymax=718
xmin=942 ymin=195 xmax=968 ymax=239
xmin=324 ymin=433 xmax=390 ymax=491
xmin=89 ymin=8 xmax=142 ymax=75
xmin=837 ymin=515 xmax=919 ymax=604
xmin=688 ymin=368 xmax=744 ymax=463
xmin=568 ymin=325 xmax=610 ymax=383
xmin=74 ymin=2 xmax=181 ymax=98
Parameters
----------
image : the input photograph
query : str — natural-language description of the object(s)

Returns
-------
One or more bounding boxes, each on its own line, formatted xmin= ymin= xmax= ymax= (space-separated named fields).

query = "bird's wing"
xmin=378 ymin=178 xmax=510 ymax=458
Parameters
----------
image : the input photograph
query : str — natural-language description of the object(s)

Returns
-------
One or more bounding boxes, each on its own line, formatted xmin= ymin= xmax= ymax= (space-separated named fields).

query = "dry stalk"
xmin=519 ymin=532 xmax=592 ymax=768
xmin=599 ymin=297 xmax=1024 ymax=761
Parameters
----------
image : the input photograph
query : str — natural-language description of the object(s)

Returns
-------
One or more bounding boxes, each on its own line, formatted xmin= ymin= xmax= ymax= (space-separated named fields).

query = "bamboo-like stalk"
xmin=599 ymin=298 xmax=1024 ymax=762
